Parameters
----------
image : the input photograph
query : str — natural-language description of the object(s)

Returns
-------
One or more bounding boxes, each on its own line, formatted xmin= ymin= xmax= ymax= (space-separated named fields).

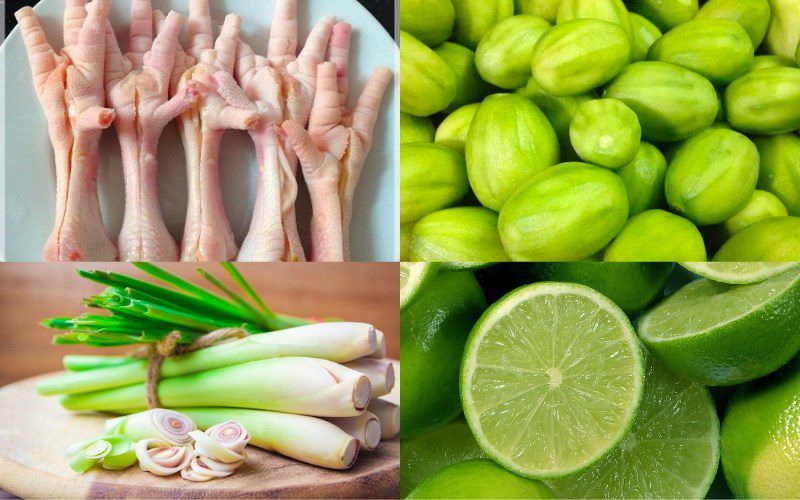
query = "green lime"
xmin=461 ymin=283 xmax=645 ymax=478
xmin=680 ymin=262 xmax=799 ymax=284
xmin=400 ymin=262 xmax=439 ymax=312
xmin=721 ymin=356 xmax=800 ymax=498
xmin=401 ymin=418 xmax=486 ymax=497
xmin=638 ymin=267 xmax=800 ymax=385
xmin=532 ymin=262 xmax=673 ymax=315
xmin=408 ymin=459 xmax=556 ymax=499
xmin=546 ymin=357 xmax=719 ymax=499
xmin=402 ymin=271 xmax=487 ymax=440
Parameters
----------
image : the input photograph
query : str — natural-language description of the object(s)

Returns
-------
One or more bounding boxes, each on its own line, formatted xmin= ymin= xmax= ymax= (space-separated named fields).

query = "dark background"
xmin=5 ymin=0 xmax=394 ymax=37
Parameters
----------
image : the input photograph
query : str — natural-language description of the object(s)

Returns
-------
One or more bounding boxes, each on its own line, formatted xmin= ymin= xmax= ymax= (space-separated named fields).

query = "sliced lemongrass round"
xmin=205 ymin=421 xmax=250 ymax=455
xmin=189 ymin=430 xmax=245 ymax=464
xmin=135 ymin=438 xmax=193 ymax=476
xmin=100 ymin=434 xmax=136 ymax=470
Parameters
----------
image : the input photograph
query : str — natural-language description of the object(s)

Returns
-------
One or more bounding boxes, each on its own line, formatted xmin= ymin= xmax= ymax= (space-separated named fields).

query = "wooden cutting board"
xmin=0 ymin=374 xmax=399 ymax=499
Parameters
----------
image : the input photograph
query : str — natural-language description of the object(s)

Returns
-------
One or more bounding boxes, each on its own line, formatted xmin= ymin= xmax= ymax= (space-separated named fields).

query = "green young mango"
xmin=531 ymin=19 xmax=631 ymax=96
xmin=604 ymin=61 xmax=718 ymax=142
xmin=516 ymin=77 xmax=594 ymax=159
xmin=754 ymin=134 xmax=800 ymax=215
xmin=765 ymin=0 xmax=800 ymax=61
xmin=410 ymin=207 xmax=510 ymax=262
xmin=476 ymin=15 xmax=551 ymax=89
xmin=401 ymin=113 xmax=435 ymax=144
xmin=452 ymin=0 xmax=515 ymax=49
xmin=498 ymin=162 xmax=629 ymax=261
xmin=750 ymin=55 xmax=795 ymax=71
xmin=556 ymin=0 xmax=633 ymax=40
xmin=616 ymin=142 xmax=668 ymax=216
xmin=649 ymin=19 xmax=754 ymax=85
xmin=714 ymin=216 xmax=800 ymax=261
xmin=400 ymin=143 xmax=470 ymax=223
xmin=466 ymin=94 xmax=560 ymax=211
xmin=725 ymin=67 xmax=800 ymax=135
xmin=435 ymin=103 xmax=481 ymax=153
xmin=695 ymin=0 xmax=771 ymax=49
xmin=723 ymin=190 xmax=788 ymax=236
xmin=629 ymin=13 xmax=662 ymax=61
xmin=434 ymin=42 xmax=493 ymax=111
xmin=604 ymin=209 xmax=707 ymax=262
xmin=665 ymin=128 xmax=759 ymax=226
xmin=626 ymin=0 xmax=698 ymax=32
xmin=515 ymin=0 xmax=562 ymax=22
xmin=569 ymin=98 xmax=642 ymax=169
xmin=400 ymin=223 xmax=415 ymax=261
xmin=400 ymin=31 xmax=456 ymax=117
xmin=400 ymin=0 xmax=456 ymax=47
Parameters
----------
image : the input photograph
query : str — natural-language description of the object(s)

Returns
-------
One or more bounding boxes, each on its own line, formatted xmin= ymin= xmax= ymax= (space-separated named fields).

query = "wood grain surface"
xmin=0 ymin=263 xmax=399 ymax=386
xmin=0 ymin=374 xmax=399 ymax=499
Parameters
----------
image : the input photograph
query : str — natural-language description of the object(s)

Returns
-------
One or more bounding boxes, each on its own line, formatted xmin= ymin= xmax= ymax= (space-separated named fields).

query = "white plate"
xmin=0 ymin=0 xmax=398 ymax=262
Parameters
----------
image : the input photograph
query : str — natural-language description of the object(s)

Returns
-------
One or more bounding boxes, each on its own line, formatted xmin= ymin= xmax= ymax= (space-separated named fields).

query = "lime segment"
xmin=638 ymin=268 xmax=800 ymax=385
xmin=461 ymin=283 xmax=644 ymax=478
xmin=400 ymin=262 xmax=438 ymax=311
xmin=546 ymin=358 xmax=720 ymax=499
xmin=680 ymin=262 xmax=799 ymax=284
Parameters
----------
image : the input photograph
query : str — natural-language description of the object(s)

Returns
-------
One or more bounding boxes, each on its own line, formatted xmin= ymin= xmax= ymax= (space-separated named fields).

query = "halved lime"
xmin=460 ymin=283 xmax=645 ymax=479
xmin=546 ymin=357 xmax=720 ymax=499
xmin=400 ymin=262 xmax=439 ymax=311
xmin=401 ymin=418 xmax=486 ymax=497
xmin=680 ymin=262 xmax=799 ymax=284
xmin=638 ymin=267 xmax=800 ymax=385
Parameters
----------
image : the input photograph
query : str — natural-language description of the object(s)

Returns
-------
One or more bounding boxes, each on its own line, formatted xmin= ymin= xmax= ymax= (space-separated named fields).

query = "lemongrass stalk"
xmin=180 ymin=407 xmax=359 ymax=469
xmin=38 ymin=323 xmax=378 ymax=396
xmin=63 ymin=355 xmax=137 ymax=372
xmin=371 ymin=330 xmax=386 ymax=359
xmin=367 ymin=398 xmax=399 ymax=440
xmin=325 ymin=412 xmax=382 ymax=451
xmin=344 ymin=358 xmax=395 ymax=397
xmin=62 ymin=358 xmax=371 ymax=417
xmin=104 ymin=409 xmax=196 ymax=445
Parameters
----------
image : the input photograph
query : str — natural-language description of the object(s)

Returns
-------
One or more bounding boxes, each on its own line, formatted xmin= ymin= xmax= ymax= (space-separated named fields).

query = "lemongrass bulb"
xmin=326 ymin=412 xmax=382 ymax=451
xmin=367 ymin=398 xmax=400 ymax=440
xmin=344 ymin=359 xmax=395 ymax=397
xmin=371 ymin=330 xmax=386 ymax=359
xmin=105 ymin=409 xmax=196 ymax=445
xmin=135 ymin=439 xmax=193 ymax=476
xmin=180 ymin=408 xmax=360 ymax=470
xmin=67 ymin=358 xmax=372 ymax=417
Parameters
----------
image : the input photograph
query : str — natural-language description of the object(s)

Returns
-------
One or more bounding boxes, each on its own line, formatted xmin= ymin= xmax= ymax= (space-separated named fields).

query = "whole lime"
xmin=721 ymin=356 xmax=800 ymax=498
xmin=714 ymin=217 xmax=800 ymax=261
xmin=408 ymin=459 xmax=555 ymax=499
xmin=498 ymin=163 xmax=629 ymax=261
xmin=401 ymin=271 xmax=487 ymax=440
xmin=532 ymin=261 xmax=673 ymax=315
xmin=604 ymin=209 xmax=707 ymax=262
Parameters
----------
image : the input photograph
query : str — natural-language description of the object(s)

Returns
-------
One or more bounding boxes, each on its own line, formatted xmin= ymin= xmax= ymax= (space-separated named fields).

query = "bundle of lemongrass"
xmin=39 ymin=264 xmax=400 ymax=471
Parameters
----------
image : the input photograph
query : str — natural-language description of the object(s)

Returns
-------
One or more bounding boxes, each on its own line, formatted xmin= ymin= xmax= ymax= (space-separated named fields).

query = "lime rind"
xmin=680 ymin=262 xmax=800 ymax=284
xmin=639 ymin=269 xmax=800 ymax=342
xmin=546 ymin=358 xmax=720 ymax=499
xmin=400 ymin=262 xmax=439 ymax=311
xmin=460 ymin=282 xmax=645 ymax=479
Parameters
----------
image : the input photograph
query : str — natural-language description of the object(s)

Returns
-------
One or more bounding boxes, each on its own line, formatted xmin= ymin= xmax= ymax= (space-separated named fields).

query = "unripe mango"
xmin=434 ymin=42 xmax=492 ymax=111
xmin=400 ymin=31 xmax=456 ymax=117
xmin=627 ymin=0 xmax=698 ymax=32
xmin=695 ymin=0 xmax=771 ymax=48
xmin=400 ymin=0 xmax=456 ymax=47
xmin=725 ymin=67 xmax=800 ymax=135
xmin=435 ymin=104 xmax=480 ymax=153
xmin=400 ymin=143 xmax=470 ymax=223
xmin=476 ymin=15 xmax=551 ymax=89
xmin=452 ymin=0 xmax=515 ymax=49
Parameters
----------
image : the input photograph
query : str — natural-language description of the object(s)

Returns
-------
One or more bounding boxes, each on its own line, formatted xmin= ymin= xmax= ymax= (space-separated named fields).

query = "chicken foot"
xmin=105 ymin=1 xmax=198 ymax=261
xmin=174 ymin=0 xmax=261 ymax=262
xmin=16 ymin=0 xmax=117 ymax=261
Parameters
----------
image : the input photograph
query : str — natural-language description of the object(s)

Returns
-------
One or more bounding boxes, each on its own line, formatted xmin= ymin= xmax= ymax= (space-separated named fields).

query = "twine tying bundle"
xmin=133 ymin=328 xmax=248 ymax=409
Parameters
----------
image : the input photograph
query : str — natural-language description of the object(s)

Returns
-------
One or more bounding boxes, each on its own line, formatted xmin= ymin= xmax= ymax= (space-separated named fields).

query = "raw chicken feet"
xmin=17 ymin=0 xmax=118 ymax=261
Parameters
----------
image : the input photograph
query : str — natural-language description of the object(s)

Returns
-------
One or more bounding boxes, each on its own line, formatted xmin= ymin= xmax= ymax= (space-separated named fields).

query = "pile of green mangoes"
xmin=400 ymin=0 xmax=800 ymax=262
